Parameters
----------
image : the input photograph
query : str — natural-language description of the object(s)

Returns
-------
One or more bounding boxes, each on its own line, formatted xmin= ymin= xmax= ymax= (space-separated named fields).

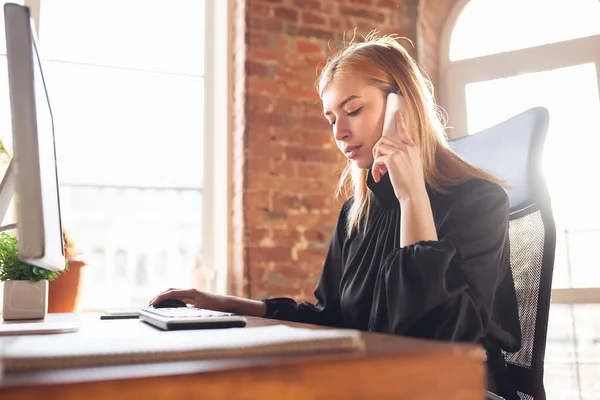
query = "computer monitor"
xmin=1 ymin=3 xmax=65 ymax=272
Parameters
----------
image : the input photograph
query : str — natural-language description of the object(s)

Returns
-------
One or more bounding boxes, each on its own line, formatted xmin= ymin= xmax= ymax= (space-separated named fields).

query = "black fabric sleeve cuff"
xmin=261 ymin=297 xmax=298 ymax=320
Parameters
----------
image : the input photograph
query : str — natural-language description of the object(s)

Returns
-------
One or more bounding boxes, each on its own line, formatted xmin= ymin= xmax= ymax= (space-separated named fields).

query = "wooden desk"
xmin=0 ymin=313 xmax=485 ymax=400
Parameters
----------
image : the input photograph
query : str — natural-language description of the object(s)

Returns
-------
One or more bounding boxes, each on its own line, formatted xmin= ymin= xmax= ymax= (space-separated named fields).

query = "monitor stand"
xmin=0 ymin=161 xmax=80 ymax=334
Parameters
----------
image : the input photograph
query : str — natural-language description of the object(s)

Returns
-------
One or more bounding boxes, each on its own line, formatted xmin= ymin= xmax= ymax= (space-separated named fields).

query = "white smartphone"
xmin=382 ymin=93 xmax=410 ymax=138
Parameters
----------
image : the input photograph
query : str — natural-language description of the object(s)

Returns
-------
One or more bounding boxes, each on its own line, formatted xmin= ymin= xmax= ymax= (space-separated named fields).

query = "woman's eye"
xmin=329 ymin=120 xmax=336 ymax=128
xmin=347 ymin=107 xmax=362 ymax=117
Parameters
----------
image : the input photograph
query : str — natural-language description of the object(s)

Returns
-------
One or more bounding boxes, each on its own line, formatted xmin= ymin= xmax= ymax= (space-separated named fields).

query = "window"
xmin=1 ymin=0 xmax=232 ymax=309
xmin=441 ymin=0 xmax=600 ymax=293
xmin=450 ymin=0 xmax=600 ymax=61
xmin=39 ymin=0 xmax=207 ymax=309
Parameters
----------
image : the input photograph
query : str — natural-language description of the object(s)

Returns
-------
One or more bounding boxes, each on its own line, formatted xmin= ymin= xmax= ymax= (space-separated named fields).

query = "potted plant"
xmin=0 ymin=232 xmax=66 ymax=320
xmin=48 ymin=229 xmax=88 ymax=313
xmin=0 ymin=139 xmax=88 ymax=314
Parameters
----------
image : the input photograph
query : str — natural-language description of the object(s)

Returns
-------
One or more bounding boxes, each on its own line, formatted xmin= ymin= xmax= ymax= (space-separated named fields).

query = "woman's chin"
xmin=352 ymin=157 xmax=374 ymax=170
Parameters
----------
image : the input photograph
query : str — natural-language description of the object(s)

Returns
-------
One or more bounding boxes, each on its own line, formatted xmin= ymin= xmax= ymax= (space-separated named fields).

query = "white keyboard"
xmin=139 ymin=306 xmax=247 ymax=331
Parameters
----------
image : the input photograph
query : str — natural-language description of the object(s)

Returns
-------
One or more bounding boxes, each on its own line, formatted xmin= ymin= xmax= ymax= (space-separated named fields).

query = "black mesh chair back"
xmin=450 ymin=107 xmax=556 ymax=400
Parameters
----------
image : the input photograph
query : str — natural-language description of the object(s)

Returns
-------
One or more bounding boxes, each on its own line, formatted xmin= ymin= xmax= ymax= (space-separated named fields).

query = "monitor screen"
xmin=4 ymin=3 xmax=65 ymax=271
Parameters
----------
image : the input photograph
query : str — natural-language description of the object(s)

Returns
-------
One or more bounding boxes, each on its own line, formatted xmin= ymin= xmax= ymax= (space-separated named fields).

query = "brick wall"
xmin=232 ymin=0 xmax=459 ymax=301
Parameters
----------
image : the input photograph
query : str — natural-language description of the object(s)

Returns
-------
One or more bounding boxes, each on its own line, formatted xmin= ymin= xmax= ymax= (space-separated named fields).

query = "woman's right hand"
xmin=149 ymin=288 xmax=267 ymax=317
xmin=149 ymin=288 xmax=228 ymax=311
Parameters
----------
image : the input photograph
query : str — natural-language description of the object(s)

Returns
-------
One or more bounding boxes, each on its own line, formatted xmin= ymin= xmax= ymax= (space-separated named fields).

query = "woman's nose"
xmin=333 ymin=119 xmax=349 ymax=141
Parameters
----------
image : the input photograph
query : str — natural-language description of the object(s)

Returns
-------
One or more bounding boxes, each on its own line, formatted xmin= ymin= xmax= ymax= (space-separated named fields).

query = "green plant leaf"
xmin=0 ymin=232 xmax=63 ymax=282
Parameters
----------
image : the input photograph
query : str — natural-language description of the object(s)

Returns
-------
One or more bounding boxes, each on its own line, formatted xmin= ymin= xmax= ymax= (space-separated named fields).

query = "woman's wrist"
xmin=398 ymin=187 xmax=438 ymax=246
xmin=397 ymin=183 xmax=429 ymax=206
xmin=223 ymin=295 xmax=267 ymax=317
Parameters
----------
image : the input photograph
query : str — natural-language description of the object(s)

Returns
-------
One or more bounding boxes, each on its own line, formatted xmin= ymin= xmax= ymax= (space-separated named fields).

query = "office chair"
xmin=450 ymin=107 xmax=557 ymax=400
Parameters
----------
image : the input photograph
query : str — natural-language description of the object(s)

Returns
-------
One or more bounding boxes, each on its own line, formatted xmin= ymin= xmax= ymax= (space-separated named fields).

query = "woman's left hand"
xmin=372 ymin=111 xmax=426 ymax=202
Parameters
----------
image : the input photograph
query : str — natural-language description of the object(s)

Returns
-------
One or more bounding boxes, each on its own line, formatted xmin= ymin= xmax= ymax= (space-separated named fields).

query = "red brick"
xmin=293 ymin=0 xmax=321 ymax=9
xmin=246 ymin=133 xmax=273 ymax=153
xmin=249 ymin=247 xmax=293 ymax=263
xmin=272 ymin=264 xmax=309 ymax=281
xmin=304 ymin=228 xmax=331 ymax=243
xmin=292 ymin=68 xmax=322 ymax=87
xmin=271 ymin=229 xmax=302 ymax=247
xmin=248 ymin=110 xmax=284 ymax=127
xmin=286 ymin=146 xmax=339 ymax=163
xmin=249 ymin=31 xmax=269 ymax=47
xmin=249 ymin=47 xmax=285 ymax=63
xmin=289 ymin=115 xmax=328 ymax=131
xmin=286 ymin=211 xmax=337 ymax=229
xmin=253 ymin=282 xmax=303 ymax=300
xmin=276 ymin=35 xmax=288 ymax=49
xmin=280 ymin=177 xmax=331 ymax=194
xmin=339 ymin=6 xmax=386 ymax=22
xmin=300 ymin=100 xmax=323 ymax=115
xmin=301 ymin=12 xmax=327 ymax=26
xmin=330 ymin=17 xmax=342 ymax=30
xmin=302 ymin=195 xmax=332 ymax=210
xmin=304 ymin=131 xmax=335 ymax=147
xmin=297 ymin=248 xmax=327 ymax=263
xmin=248 ymin=226 xmax=273 ymax=243
xmin=296 ymin=26 xmax=333 ymax=40
xmin=248 ymin=76 xmax=281 ymax=95
xmin=273 ymin=7 xmax=298 ymax=22
xmin=300 ymin=163 xmax=326 ymax=178
xmin=248 ymin=2 xmax=272 ymax=16
xmin=296 ymin=39 xmax=323 ymax=54
xmin=284 ymin=85 xmax=320 ymax=101
xmin=246 ymin=60 xmax=271 ymax=78
xmin=271 ymin=126 xmax=304 ymax=146
xmin=248 ymin=264 xmax=268 ymax=283
xmin=247 ymin=93 xmax=275 ymax=113
xmin=246 ymin=209 xmax=286 ymax=228
xmin=247 ymin=158 xmax=271 ymax=176
xmin=248 ymin=15 xmax=283 ymax=31
xmin=272 ymin=160 xmax=297 ymax=177
xmin=272 ymin=193 xmax=302 ymax=212
xmin=305 ymin=56 xmax=325 ymax=70
xmin=275 ymin=68 xmax=294 ymax=81
xmin=275 ymin=99 xmax=304 ymax=116
xmin=262 ymin=210 xmax=288 ymax=225
xmin=254 ymin=144 xmax=288 ymax=163
xmin=247 ymin=175 xmax=278 ymax=191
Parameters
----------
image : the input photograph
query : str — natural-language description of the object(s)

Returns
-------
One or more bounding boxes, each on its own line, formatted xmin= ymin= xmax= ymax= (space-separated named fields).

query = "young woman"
xmin=151 ymin=34 xmax=521 ymax=397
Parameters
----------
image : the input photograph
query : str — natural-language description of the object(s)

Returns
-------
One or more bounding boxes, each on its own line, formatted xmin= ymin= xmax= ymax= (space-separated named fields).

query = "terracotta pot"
xmin=48 ymin=259 xmax=86 ymax=313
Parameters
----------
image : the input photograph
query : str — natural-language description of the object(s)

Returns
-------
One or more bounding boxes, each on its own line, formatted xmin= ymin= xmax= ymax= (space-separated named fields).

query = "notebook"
xmin=0 ymin=324 xmax=365 ymax=372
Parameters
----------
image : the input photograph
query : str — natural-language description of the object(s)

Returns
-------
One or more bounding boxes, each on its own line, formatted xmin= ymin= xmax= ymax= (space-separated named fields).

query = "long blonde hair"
xmin=317 ymin=33 xmax=505 ymax=236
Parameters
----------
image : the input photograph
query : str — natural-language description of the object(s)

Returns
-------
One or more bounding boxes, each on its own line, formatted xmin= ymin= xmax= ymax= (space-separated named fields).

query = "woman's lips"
xmin=345 ymin=145 xmax=362 ymax=159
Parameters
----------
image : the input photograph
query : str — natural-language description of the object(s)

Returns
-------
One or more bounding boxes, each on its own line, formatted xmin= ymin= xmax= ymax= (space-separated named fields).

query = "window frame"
xmin=439 ymin=0 xmax=600 ymax=304
xmin=22 ymin=0 xmax=234 ymax=296
xmin=202 ymin=0 xmax=234 ymax=296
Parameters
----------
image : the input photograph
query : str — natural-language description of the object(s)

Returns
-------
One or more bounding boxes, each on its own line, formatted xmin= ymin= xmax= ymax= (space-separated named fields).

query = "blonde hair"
xmin=317 ymin=33 xmax=505 ymax=236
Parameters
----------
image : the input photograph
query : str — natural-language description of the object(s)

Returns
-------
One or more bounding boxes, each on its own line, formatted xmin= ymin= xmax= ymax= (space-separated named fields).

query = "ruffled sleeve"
xmin=367 ymin=180 xmax=518 ymax=350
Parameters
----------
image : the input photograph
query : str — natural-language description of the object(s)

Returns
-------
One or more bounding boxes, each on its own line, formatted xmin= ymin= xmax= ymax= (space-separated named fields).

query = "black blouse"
xmin=262 ymin=171 xmax=521 ymax=353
